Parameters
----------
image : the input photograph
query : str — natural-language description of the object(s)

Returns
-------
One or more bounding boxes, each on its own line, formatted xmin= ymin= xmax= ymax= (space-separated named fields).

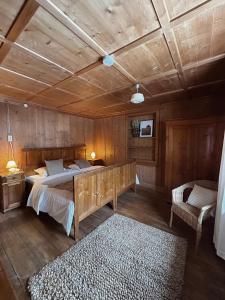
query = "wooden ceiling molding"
xmin=0 ymin=84 xmax=35 ymax=101
xmin=152 ymin=0 xmax=188 ymax=90
xmin=142 ymin=73 xmax=182 ymax=96
xmin=49 ymin=0 xmax=160 ymax=53
xmin=0 ymin=66 xmax=49 ymax=93
xmin=38 ymin=87 xmax=82 ymax=104
xmin=116 ymin=35 xmax=175 ymax=81
xmin=173 ymin=2 xmax=225 ymax=66
xmin=60 ymin=93 xmax=125 ymax=114
xmin=55 ymin=76 xmax=104 ymax=99
xmin=164 ymin=0 xmax=209 ymax=21
xmin=0 ymin=0 xmax=39 ymax=63
xmin=2 ymin=45 xmax=70 ymax=84
xmin=29 ymin=94 xmax=75 ymax=108
xmin=16 ymin=7 xmax=100 ymax=73
xmin=0 ymin=0 xmax=225 ymax=117
xmin=184 ymin=58 xmax=225 ymax=87
xmin=0 ymin=0 xmax=25 ymax=37
xmin=80 ymin=64 xmax=132 ymax=92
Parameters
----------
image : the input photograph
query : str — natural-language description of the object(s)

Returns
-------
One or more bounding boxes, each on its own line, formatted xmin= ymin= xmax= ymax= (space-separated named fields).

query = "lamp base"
xmin=8 ymin=168 xmax=20 ymax=174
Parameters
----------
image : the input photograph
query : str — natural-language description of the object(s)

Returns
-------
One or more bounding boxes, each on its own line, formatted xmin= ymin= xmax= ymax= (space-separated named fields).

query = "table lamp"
xmin=6 ymin=160 xmax=18 ymax=173
xmin=90 ymin=152 xmax=96 ymax=160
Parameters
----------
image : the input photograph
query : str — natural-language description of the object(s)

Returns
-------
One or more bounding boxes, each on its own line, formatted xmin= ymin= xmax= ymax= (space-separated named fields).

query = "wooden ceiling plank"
xmin=112 ymin=28 xmax=162 ymax=58
xmin=182 ymin=53 xmax=225 ymax=71
xmin=188 ymin=78 xmax=225 ymax=90
xmin=0 ymin=66 xmax=51 ymax=86
xmin=0 ymin=0 xmax=39 ymax=63
xmin=5 ymin=0 xmax=39 ymax=42
xmin=15 ymin=42 xmax=73 ymax=74
xmin=35 ymin=0 xmax=106 ymax=56
xmin=35 ymin=0 xmax=138 ymax=84
xmin=152 ymin=0 xmax=188 ymax=90
xmin=165 ymin=0 xmax=210 ymax=22
xmin=170 ymin=0 xmax=225 ymax=27
xmin=16 ymin=6 xmax=100 ymax=73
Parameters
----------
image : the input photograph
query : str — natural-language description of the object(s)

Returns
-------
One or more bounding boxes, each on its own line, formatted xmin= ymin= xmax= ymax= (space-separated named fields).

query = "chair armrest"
xmin=198 ymin=203 xmax=216 ymax=224
xmin=172 ymin=182 xmax=195 ymax=204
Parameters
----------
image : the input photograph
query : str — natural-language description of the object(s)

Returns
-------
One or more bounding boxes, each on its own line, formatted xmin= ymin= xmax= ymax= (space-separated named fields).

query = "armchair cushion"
xmin=187 ymin=184 xmax=217 ymax=209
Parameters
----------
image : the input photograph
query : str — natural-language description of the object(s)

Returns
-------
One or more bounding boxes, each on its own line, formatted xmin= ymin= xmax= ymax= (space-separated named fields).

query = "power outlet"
xmin=7 ymin=135 xmax=13 ymax=142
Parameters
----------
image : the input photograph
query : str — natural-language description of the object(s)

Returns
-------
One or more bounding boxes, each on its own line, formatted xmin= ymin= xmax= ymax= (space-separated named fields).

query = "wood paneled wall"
xmin=0 ymin=102 xmax=94 ymax=172
xmin=94 ymin=96 xmax=225 ymax=190
xmin=94 ymin=116 xmax=127 ymax=165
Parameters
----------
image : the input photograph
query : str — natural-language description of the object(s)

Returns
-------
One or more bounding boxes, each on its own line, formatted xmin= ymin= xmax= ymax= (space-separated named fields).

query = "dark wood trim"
xmin=0 ymin=0 xmax=39 ymax=63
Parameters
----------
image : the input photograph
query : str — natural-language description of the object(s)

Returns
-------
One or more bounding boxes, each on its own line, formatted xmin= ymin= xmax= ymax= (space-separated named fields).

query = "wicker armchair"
xmin=169 ymin=180 xmax=218 ymax=251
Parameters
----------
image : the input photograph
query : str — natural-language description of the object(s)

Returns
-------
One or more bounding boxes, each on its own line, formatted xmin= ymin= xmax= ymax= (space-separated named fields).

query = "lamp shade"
xmin=130 ymin=92 xmax=144 ymax=104
xmin=90 ymin=152 xmax=96 ymax=160
xmin=6 ymin=160 xmax=17 ymax=169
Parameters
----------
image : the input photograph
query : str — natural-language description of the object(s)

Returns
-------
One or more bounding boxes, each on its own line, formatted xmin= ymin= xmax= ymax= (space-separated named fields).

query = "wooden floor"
xmin=0 ymin=188 xmax=225 ymax=300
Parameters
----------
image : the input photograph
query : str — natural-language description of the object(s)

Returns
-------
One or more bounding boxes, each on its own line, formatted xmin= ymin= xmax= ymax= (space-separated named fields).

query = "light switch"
xmin=7 ymin=135 xmax=13 ymax=142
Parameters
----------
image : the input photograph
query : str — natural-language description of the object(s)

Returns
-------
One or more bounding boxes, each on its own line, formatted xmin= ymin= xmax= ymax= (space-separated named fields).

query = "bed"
xmin=22 ymin=145 xmax=136 ymax=240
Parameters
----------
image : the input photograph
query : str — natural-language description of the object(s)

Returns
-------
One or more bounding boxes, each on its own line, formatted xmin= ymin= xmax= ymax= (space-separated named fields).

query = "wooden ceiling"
xmin=0 ymin=0 xmax=225 ymax=118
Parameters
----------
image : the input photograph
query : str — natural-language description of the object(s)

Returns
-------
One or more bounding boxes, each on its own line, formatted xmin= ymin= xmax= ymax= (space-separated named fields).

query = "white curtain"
xmin=214 ymin=131 xmax=225 ymax=260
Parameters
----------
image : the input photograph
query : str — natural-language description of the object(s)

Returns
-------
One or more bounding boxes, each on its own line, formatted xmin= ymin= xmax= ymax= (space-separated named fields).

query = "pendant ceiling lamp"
xmin=130 ymin=83 xmax=144 ymax=104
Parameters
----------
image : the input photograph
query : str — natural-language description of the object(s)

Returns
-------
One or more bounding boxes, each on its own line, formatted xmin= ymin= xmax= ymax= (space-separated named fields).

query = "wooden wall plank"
xmin=0 ymin=102 xmax=93 ymax=171
xmin=94 ymin=96 xmax=225 ymax=190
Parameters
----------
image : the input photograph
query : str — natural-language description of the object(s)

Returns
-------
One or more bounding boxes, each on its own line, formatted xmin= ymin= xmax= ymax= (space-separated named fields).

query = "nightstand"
xmin=88 ymin=159 xmax=105 ymax=166
xmin=0 ymin=171 xmax=25 ymax=213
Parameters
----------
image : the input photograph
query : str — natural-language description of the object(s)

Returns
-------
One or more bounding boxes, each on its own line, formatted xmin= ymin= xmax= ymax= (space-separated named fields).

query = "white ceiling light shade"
xmin=103 ymin=54 xmax=115 ymax=67
xmin=130 ymin=83 xmax=144 ymax=104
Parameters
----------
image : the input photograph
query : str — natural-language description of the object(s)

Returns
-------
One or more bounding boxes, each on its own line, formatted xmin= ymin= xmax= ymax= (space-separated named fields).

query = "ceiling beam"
xmin=182 ymin=53 xmax=225 ymax=70
xmin=151 ymin=0 xmax=188 ymax=90
xmin=112 ymin=28 xmax=162 ymax=58
xmin=0 ymin=0 xmax=39 ymax=63
xmin=170 ymin=0 xmax=224 ymax=27
xmin=35 ymin=0 xmax=138 ymax=84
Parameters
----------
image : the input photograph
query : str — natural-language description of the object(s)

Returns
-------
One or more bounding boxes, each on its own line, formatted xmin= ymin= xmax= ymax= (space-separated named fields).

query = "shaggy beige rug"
xmin=28 ymin=214 xmax=187 ymax=300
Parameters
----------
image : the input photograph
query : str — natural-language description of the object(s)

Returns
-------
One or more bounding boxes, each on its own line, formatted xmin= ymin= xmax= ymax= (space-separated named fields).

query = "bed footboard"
xmin=73 ymin=160 xmax=136 ymax=241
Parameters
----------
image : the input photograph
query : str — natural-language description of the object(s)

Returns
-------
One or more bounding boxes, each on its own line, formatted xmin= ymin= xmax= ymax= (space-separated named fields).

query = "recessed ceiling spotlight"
xmin=24 ymin=103 xmax=28 ymax=108
xmin=103 ymin=54 xmax=115 ymax=67
xmin=130 ymin=83 xmax=144 ymax=104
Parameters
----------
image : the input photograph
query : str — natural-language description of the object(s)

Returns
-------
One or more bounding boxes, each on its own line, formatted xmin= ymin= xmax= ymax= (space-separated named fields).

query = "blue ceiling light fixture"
xmin=103 ymin=54 xmax=115 ymax=67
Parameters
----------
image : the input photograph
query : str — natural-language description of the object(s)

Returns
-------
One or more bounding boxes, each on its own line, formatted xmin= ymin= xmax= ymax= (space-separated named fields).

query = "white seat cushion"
xmin=187 ymin=184 xmax=217 ymax=208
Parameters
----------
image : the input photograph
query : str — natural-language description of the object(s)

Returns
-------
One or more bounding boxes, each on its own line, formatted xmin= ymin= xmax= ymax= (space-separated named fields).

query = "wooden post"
xmin=169 ymin=210 xmax=173 ymax=228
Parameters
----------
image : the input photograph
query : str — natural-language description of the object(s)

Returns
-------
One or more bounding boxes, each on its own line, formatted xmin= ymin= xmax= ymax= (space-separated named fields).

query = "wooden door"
xmin=165 ymin=117 xmax=225 ymax=191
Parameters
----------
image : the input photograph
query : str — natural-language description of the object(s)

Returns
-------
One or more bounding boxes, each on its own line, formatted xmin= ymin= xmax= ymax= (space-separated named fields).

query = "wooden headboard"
xmin=22 ymin=145 xmax=86 ymax=174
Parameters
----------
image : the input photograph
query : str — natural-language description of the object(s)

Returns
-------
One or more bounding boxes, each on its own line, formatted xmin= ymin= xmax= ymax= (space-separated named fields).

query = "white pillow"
xmin=34 ymin=167 xmax=48 ymax=177
xmin=68 ymin=164 xmax=80 ymax=170
xmin=187 ymin=184 xmax=217 ymax=208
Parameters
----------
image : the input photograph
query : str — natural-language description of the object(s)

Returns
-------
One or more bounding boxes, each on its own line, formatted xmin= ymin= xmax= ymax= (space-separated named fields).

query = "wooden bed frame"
xmin=74 ymin=160 xmax=136 ymax=240
xmin=22 ymin=146 xmax=136 ymax=240
xmin=22 ymin=144 xmax=86 ymax=174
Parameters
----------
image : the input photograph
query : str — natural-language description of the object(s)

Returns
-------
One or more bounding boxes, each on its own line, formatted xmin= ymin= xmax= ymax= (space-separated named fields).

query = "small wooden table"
xmin=0 ymin=171 xmax=25 ymax=213
xmin=88 ymin=159 xmax=105 ymax=166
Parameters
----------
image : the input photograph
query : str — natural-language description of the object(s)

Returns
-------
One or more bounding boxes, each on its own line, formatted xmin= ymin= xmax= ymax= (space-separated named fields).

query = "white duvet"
xmin=27 ymin=166 xmax=103 ymax=236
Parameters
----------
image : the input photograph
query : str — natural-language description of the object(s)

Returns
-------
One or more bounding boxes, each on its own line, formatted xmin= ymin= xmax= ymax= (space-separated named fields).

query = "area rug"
xmin=28 ymin=214 xmax=187 ymax=300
